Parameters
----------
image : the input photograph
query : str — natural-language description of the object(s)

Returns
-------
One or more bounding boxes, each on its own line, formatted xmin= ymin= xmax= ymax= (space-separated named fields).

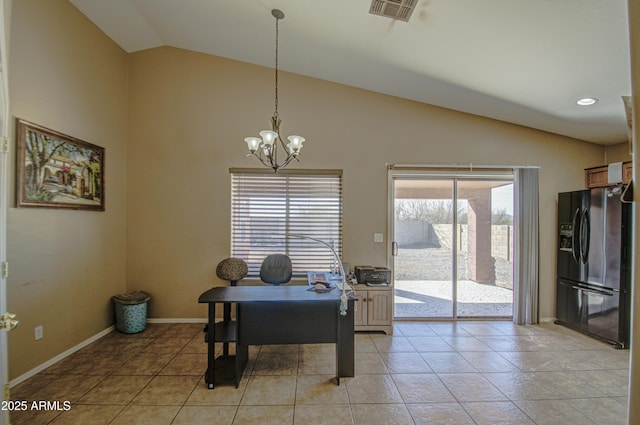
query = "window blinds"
xmin=230 ymin=169 xmax=343 ymax=277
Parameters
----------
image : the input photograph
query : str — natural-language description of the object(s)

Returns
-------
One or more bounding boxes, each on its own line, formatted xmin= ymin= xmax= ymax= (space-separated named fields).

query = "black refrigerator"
xmin=556 ymin=187 xmax=633 ymax=348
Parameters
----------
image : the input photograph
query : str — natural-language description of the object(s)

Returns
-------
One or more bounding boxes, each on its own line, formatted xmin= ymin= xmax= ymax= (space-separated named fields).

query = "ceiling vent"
xmin=369 ymin=0 xmax=417 ymax=22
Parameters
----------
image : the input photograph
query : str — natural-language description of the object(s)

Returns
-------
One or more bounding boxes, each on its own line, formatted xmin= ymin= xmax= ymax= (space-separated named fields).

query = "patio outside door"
xmin=391 ymin=173 xmax=514 ymax=319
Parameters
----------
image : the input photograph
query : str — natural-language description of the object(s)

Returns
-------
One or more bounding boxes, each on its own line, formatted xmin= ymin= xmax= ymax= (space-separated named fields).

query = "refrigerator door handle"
xmin=581 ymin=209 xmax=590 ymax=263
xmin=572 ymin=284 xmax=613 ymax=297
xmin=560 ymin=280 xmax=614 ymax=296
xmin=571 ymin=208 xmax=580 ymax=263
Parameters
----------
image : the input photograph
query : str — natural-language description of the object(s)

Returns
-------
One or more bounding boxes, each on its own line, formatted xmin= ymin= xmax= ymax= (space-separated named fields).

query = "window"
xmin=230 ymin=169 xmax=343 ymax=277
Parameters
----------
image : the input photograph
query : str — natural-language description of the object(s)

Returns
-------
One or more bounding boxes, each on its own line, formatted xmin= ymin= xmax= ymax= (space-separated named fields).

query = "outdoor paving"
xmin=395 ymin=280 xmax=513 ymax=318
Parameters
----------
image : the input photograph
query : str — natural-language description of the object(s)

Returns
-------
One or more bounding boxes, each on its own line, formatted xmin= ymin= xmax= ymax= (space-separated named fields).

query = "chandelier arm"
xmin=250 ymin=151 xmax=273 ymax=169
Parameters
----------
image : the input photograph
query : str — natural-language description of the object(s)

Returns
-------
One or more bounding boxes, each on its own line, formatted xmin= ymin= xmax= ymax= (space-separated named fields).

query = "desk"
xmin=198 ymin=286 xmax=355 ymax=389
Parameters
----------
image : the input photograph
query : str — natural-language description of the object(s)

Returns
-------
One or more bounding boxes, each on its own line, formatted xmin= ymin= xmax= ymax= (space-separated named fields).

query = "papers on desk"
xmin=307 ymin=271 xmax=339 ymax=292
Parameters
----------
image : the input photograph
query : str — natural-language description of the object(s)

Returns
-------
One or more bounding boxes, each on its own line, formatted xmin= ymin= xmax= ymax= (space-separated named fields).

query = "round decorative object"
xmin=216 ymin=258 xmax=249 ymax=282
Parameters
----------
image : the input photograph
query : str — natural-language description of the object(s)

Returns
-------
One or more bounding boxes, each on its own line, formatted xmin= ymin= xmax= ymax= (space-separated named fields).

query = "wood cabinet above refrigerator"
xmin=585 ymin=161 xmax=632 ymax=188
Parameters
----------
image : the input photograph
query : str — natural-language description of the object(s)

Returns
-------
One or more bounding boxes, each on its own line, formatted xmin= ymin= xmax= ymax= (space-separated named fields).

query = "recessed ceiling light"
xmin=576 ymin=97 xmax=598 ymax=106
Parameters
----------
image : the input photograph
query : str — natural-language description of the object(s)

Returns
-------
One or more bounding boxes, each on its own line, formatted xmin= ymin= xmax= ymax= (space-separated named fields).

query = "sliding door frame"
xmin=388 ymin=166 xmax=515 ymax=320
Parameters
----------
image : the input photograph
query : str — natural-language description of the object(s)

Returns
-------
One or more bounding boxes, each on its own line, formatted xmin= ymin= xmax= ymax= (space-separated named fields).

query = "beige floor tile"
xmin=345 ymin=374 xmax=403 ymax=404
xmin=354 ymin=334 xmax=377 ymax=352
xmin=531 ymin=371 xmax=607 ymax=398
xmin=577 ymin=369 xmax=630 ymax=397
xmin=497 ymin=350 xmax=559 ymax=371
xmin=181 ymin=336 xmax=209 ymax=354
xmin=407 ymin=403 xmax=475 ymax=425
xmin=293 ymin=404 xmax=352 ymax=425
xmin=513 ymin=399 xmax=597 ymax=425
xmin=353 ymin=352 xmax=388 ymax=374
xmin=298 ymin=350 xmax=336 ymax=375
xmin=458 ymin=323 xmax=507 ymax=336
xmin=186 ymin=376 xmax=247 ymax=406
xmin=141 ymin=337 xmax=192 ymax=354
xmin=159 ymin=353 xmax=207 ymax=375
xmin=438 ymin=373 xmax=507 ymax=402
xmin=110 ymin=405 xmax=181 ymax=425
xmin=462 ymin=401 xmax=535 ymax=425
xmin=252 ymin=352 xmax=299 ymax=375
xmin=172 ymin=405 xmax=237 ymax=425
xmin=380 ymin=352 xmax=432 ymax=374
xmin=350 ymin=403 xmax=414 ymax=425
xmin=391 ymin=373 xmax=456 ymax=403
xmin=439 ymin=336 xmax=493 ymax=352
xmin=393 ymin=322 xmax=437 ymax=337
xmin=233 ymin=405 xmax=294 ymax=425
xmin=420 ymin=352 xmax=477 ymax=373
xmin=70 ymin=355 xmax=127 ymax=375
xmin=49 ymin=404 xmax=124 ymax=424
xmin=300 ymin=343 xmax=334 ymax=353
xmin=458 ymin=350 xmax=519 ymax=372
xmin=240 ymin=375 xmax=297 ymax=405
xmin=78 ymin=375 xmax=152 ymax=405
xmin=40 ymin=352 xmax=92 ymax=375
xmin=260 ymin=344 xmax=300 ymax=353
xmin=427 ymin=323 xmax=471 ymax=337
xmin=406 ymin=336 xmax=455 ymax=352
xmin=113 ymin=351 xmax=175 ymax=375
xmin=295 ymin=374 xmax=349 ymax=404
xmin=132 ymin=375 xmax=200 ymax=405
xmin=9 ymin=407 xmax=61 ymax=425
xmin=10 ymin=373 xmax=60 ymax=399
xmin=32 ymin=374 xmax=105 ymax=403
xmin=370 ymin=335 xmax=416 ymax=352
xmin=162 ymin=323 xmax=205 ymax=338
xmin=569 ymin=397 xmax=628 ymax=425
xmin=483 ymin=372 xmax=556 ymax=400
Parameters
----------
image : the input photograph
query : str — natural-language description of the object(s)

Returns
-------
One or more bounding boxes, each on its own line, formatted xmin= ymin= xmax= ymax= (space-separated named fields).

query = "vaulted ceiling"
xmin=70 ymin=0 xmax=632 ymax=145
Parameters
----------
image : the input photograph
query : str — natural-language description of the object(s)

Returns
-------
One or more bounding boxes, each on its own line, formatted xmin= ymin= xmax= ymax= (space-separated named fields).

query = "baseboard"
xmin=540 ymin=317 xmax=556 ymax=323
xmin=9 ymin=325 xmax=115 ymax=388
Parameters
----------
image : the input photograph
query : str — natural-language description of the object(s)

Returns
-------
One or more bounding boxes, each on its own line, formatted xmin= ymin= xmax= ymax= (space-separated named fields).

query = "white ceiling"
xmin=69 ymin=0 xmax=632 ymax=145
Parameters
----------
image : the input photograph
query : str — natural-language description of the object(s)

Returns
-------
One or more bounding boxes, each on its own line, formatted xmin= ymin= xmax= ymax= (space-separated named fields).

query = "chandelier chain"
xmin=243 ymin=9 xmax=303 ymax=173
xmin=274 ymin=15 xmax=279 ymax=116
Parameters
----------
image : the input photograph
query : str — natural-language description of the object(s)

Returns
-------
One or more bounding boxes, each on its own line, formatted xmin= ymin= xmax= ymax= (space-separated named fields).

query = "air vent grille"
xmin=369 ymin=0 xmax=417 ymax=22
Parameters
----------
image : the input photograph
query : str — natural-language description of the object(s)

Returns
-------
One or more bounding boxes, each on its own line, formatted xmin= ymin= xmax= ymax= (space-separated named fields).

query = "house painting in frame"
xmin=16 ymin=119 xmax=105 ymax=211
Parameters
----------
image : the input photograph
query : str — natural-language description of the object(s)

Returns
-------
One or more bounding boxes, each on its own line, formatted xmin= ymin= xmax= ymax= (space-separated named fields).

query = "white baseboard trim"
xmin=540 ymin=317 xmax=556 ymax=323
xmin=9 ymin=325 xmax=115 ymax=388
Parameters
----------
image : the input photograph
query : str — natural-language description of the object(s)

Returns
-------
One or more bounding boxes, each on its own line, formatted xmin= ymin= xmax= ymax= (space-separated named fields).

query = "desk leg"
xmin=223 ymin=303 xmax=231 ymax=357
xmin=206 ymin=303 xmax=216 ymax=389
xmin=338 ymin=298 xmax=355 ymax=379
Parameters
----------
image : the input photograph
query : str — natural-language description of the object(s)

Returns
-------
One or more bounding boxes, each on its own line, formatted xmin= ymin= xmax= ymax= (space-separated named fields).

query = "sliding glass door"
xmin=391 ymin=172 xmax=514 ymax=319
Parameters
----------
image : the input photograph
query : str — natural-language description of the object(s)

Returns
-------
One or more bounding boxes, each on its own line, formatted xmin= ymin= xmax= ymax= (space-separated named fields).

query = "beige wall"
xmin=7 ymin=0 xmax=128 ymax=378
xmin=607 ymin=141 xmax=633 ymax=163
xmin=127 ymin=46 xmax=605 ymax=321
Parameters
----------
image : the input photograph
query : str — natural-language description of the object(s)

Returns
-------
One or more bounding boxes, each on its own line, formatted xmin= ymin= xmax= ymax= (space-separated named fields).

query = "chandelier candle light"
xmin=244 ymin=9 xmax=305 ymax=173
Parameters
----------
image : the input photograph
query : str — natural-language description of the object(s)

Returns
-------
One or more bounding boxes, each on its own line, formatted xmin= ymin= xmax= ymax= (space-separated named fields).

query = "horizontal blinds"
xmin=231 ymin=171 xmax=343 ymax=277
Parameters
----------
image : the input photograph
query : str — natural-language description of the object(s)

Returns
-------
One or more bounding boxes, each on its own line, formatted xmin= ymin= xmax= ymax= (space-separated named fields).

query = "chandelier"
xmin=243 ymin=9 xmax=304 ymax=173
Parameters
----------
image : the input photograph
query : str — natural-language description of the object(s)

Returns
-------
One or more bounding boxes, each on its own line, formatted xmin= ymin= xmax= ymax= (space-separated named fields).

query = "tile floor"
xmin=9 ymin=321 xmax=630 ymax=425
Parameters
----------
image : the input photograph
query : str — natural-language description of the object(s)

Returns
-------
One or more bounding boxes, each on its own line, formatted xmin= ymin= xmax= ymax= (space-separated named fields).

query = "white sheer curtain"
xmin=513 ymin=168 xmax=540 ymax=324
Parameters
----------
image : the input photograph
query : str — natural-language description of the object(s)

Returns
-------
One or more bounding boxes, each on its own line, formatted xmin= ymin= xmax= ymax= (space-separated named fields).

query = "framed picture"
xmin=15 ymin=119 xmax=105 ymax=211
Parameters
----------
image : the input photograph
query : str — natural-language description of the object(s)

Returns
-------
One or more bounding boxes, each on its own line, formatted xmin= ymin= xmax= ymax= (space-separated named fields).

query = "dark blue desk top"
xmin=198 ymin=285 xmax=343 ymax=303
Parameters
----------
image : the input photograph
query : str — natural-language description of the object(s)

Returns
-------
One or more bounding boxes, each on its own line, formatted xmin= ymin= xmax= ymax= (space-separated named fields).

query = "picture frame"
xmin=15 ymin=118 xmax=105 ymax=211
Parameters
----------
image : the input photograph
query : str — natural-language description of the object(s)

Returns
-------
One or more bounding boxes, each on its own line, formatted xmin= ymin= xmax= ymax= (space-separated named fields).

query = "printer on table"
xmin=354 ymin=266 xmax=391 ymax=286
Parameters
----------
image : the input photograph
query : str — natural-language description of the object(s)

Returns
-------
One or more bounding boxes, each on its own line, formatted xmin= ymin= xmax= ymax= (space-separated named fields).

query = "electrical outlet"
xmin=374 ymin=233 xmax=384 ymax=243
xmin=34 ymin=325 xmax=43 ymax=340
